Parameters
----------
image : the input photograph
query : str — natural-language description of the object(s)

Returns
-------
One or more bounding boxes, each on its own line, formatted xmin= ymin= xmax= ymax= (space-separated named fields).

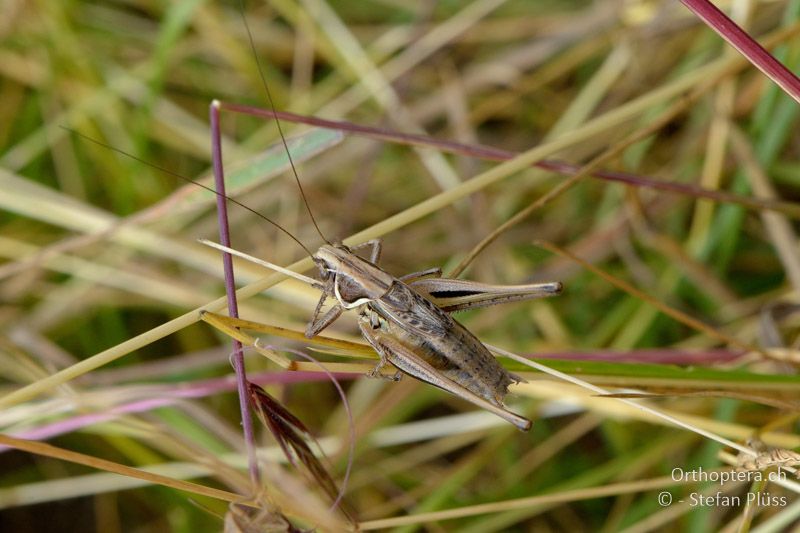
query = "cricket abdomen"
xmin=375 ymin=282 xmax=517 ymax=406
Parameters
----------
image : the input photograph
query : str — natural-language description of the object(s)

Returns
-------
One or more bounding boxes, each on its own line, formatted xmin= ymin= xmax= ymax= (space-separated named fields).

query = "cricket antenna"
xmin=238 ymin=0 xmax=333 ymax=247
xmin=63 ymin=127 xmax=316 ymax=259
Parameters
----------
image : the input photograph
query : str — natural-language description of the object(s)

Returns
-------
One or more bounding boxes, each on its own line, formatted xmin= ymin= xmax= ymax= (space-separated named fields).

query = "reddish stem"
xmin=217 ymin=102 xmax=800 ymax=218
xmin=681 ymin=0 xmax=800 ymax=104
xmin=210 ymin=101 xmax=260 ymax=486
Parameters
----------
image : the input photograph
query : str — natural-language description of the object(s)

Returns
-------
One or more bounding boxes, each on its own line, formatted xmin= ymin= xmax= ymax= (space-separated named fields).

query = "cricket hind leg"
xmin=357 ymin=312 xmax=402 ymax=381
xmin=358 ymin=321 xmax=532 ymax=431
xmin=367 ymin=355 xmax=403 ymax=382
xmin=399 ymin=267 xmax=442 ymax=284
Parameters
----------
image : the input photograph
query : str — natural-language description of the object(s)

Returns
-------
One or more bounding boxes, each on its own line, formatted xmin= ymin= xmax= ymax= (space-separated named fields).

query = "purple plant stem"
xmin=681 ymin=0 xmax=800 ymax=104
xmin=217 ymin=102 xmax=800 ymax=218
xmin=210 ymin=101 xmax=260 ymax=485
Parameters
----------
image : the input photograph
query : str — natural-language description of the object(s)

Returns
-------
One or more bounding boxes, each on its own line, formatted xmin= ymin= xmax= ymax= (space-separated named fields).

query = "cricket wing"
xmin=377 ymin=281 xmax=453 ymax=338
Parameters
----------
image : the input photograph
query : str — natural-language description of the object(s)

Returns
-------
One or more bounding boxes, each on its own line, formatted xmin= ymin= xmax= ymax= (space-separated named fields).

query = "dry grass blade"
xmin=357 ymin=474 xmax=718 ymax=528
xmin=0 ymin=434 xmax=246 ymax=504
xmin=534 ymin=240 xmax=767 ymax=357
xmin=600 ymin=390 xmax=800 ymax=411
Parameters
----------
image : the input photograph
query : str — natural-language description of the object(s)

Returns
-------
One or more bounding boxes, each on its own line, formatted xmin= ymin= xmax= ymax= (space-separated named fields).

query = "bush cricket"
xmin=307 ymin=240 xmax=562 ymax=431
xmin=205 ymin=107 xmax=562 ymax=432
xmin=205 ymin=232 xmax=562 ymax=432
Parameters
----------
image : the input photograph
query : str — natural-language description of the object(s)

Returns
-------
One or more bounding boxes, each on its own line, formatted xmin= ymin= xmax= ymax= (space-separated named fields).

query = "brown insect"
xmin=206 ymin=236 xmax=561 ymax=431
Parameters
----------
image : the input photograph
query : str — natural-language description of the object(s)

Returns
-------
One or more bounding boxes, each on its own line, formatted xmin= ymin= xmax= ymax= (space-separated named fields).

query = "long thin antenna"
xmin=63 ymin=126 xmax=316 ymax=258
xmin=238 ymin=0 xmax=332 ymax=246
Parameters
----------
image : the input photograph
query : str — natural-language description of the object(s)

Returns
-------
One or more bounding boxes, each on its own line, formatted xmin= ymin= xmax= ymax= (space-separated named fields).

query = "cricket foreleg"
xmin=305 ymin=293 xmax=345 ymax=338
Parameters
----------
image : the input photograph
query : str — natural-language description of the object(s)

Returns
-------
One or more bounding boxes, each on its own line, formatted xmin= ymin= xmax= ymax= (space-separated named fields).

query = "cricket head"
xmin=314 ymin=244 xmax=394 ymax=307
xmin=312 ymin=243 xmax=349 ymax=282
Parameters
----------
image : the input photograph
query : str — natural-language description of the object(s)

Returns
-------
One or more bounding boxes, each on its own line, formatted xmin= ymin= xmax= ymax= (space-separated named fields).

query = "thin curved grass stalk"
xmin=534 ymin=241 xmax=769 ymax=358
xmin=0 ymin=434 xmax=247 ymax=504
xmin=255 ymin=342 xmax=357 ymax=515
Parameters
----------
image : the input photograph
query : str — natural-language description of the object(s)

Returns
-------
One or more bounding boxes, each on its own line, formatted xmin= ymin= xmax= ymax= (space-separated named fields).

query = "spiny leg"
xmin=366 ymin=356 xmax=402 ymax=382
xmin=357 ymin=313 xmax=402 ymax=381
xmin=305 ymin=292 xmax=345 ymax=338
xmin=409 ymin=278 xmax=562 ymax=313
xmin=358 ymin=324 xmax=532 ymax=431
xmin=399 ymin=267 xmax=442 ymax=283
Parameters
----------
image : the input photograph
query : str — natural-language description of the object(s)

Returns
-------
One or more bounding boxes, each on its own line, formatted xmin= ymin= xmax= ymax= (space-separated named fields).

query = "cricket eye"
xmin=313 ymin=258 xmax=330 ymax=279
